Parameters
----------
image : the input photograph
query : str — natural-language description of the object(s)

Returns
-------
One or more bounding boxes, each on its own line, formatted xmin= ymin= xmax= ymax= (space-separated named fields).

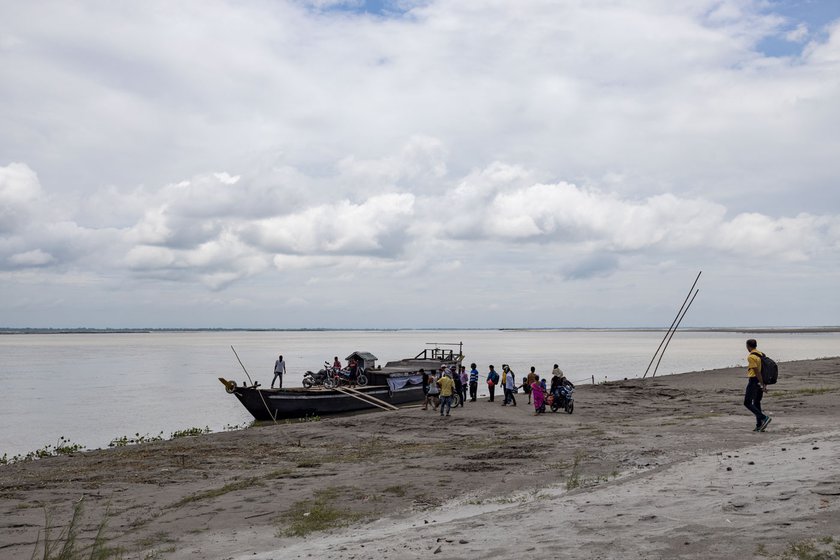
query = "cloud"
xmin=8 ymin=249 xmax=54 ymax=267
xmin=2 ymin=2 xmax=840 ymax=326
xmin=785 ymin=22 xmax=809 ymax=43
xmin=241 ymin=193 xmax=415 ymax=256
xmin=0 ymin=162 xmax=43 ymax=234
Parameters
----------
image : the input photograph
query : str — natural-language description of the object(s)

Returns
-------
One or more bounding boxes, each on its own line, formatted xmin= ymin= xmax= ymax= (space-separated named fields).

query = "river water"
xmin=2 ymin=329 xmax=839 ymax=457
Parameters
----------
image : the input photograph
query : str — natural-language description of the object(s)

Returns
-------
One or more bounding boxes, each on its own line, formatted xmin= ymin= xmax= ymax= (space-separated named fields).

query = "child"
xmin=521 ymin=375 xmax=532 ymax=404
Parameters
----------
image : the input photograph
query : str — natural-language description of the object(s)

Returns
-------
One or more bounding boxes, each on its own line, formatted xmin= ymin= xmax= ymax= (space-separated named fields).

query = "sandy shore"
xmin=2 ymin=358 xmax=840 ymax=559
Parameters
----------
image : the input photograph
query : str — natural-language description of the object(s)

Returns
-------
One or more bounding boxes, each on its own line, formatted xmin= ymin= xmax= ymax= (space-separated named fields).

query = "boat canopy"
xmin=346 ymin=351 xmax=378 ymax=370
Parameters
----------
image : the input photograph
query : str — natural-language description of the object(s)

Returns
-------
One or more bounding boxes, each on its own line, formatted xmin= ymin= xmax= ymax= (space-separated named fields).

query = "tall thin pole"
xmin=651 ymin=289 xmax=699 ymax=378
xmin=231 ymin=345 xmax=277 ymax=424
xmin=642 ymin=271 xmax=702 ymax=379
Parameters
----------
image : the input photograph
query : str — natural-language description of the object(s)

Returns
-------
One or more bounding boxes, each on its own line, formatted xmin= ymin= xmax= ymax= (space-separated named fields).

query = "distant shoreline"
xmin=2 ymin=326 xmax=840 ymax=335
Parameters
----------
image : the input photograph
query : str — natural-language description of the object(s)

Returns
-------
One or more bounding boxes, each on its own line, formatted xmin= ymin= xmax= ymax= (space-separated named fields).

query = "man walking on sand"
xmin=272 ymin=355 xmax=285 ymax=389
xmin=745 ymin=339 xmax=772 ymax=432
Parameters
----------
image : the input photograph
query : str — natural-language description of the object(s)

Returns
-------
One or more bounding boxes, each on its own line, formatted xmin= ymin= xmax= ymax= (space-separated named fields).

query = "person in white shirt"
xmin=272 ymin=355 xmax=286 ymax=389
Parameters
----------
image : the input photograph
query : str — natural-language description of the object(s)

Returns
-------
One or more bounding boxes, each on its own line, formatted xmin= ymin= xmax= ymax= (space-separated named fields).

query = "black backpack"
xmin=751 ymin=351 xmax=779 ymax=385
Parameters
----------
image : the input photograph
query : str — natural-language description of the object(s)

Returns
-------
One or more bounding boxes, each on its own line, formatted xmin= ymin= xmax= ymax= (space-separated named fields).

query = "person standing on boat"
xmin=469 ymin=363 xmax=479 ymax=402
xmin=272 ymin=355 xmax=286 ymax=389
xmin=348 ymin=358 xmax=359 ymax=388
xmin=333 ymin=356 xmax=341 ymax=369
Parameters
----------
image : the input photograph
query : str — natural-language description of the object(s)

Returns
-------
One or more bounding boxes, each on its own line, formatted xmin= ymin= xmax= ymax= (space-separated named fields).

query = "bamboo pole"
xmin=642 ymin=271 xmax=702 ymax=379
xmin=231 ymin=345 xmax=278 ymax=424
xmin=651 ymin=289 xmax=699 ymax=378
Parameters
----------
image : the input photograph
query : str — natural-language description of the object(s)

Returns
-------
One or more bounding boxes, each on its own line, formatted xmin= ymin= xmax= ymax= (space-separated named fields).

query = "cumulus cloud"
xmin=242 ymin=193 xmax=415 ymax=256
xmin=0 ymin=163 xmax=43 ymax=234
xmin=2 ymin=1 xmax=840 ymax=326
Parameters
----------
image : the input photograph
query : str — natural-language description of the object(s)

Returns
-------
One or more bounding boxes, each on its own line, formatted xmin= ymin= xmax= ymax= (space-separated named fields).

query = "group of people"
xmin=421 ymin=362 xmax=574 ymax=417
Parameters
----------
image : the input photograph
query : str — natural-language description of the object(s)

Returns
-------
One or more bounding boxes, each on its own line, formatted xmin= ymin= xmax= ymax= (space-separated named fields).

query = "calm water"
xmin=2 ymin=329 xmax=839 ymax=457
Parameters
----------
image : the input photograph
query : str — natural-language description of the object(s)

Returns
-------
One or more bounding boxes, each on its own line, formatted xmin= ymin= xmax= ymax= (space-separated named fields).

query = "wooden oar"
xmin=231 ymin=345 xmax=278 ymax=424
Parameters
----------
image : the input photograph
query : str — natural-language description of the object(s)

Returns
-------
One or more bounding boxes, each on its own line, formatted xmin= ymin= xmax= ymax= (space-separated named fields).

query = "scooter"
xmin=550 ymin=384 xmax=575 ymax=414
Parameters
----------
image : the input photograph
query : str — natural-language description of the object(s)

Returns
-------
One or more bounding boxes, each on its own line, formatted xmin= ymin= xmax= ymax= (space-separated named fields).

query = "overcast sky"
xmin=1 ymin=0 xmax=839 ymax=329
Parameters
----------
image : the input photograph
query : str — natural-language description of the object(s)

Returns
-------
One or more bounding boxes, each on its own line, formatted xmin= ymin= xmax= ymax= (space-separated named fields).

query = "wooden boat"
xmin=219 ymin=344 xmax=463 ymax=421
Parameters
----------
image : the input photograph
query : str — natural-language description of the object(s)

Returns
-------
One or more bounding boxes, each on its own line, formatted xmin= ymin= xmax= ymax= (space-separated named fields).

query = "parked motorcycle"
xmin=301 ymin=363 xmax=334 ymax=389
xmin=323 ymin=366 xmax=368 ymax=388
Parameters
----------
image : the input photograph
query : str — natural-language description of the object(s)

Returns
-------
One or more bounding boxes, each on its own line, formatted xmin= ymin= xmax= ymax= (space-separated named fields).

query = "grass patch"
xmin=31 ymin=498 xmax=118 ymax=560
xmin=1 ymin=437 xmax=85 ymax=465
xmin=566 ymin=450 xmax=587 ymax=491
xmin=264 ymin=468 xmax=294 ymax=479
xmin=383 ymin=485 xmax=408 ymax=497
xmin=170 ymin=426 xmax=211 ymax=439
xmin=278 ymin=487 xmax=363 ymax=537
xmin=778 ymin=536 xmax=840 ymax=559
xmin=169 ymin=477 xmax=260 ymax=508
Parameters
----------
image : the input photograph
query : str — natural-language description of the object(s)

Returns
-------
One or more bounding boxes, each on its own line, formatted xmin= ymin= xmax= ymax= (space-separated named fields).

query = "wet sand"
xmin=2 ymin=357 xmax=840 ymax=559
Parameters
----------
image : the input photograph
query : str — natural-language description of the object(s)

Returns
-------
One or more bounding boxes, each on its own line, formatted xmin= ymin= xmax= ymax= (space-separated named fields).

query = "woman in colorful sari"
xmin=531 ymin=375 xmax=545 ymax=415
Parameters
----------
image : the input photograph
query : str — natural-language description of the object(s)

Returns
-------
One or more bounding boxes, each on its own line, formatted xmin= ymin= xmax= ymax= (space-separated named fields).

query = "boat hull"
xmin=231 ymin=384 xmax=425 ymax=421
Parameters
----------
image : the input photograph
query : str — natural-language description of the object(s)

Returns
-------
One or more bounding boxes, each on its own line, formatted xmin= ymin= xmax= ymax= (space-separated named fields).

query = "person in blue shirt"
xmin=469 ymin=363 xmax=479 ymax=402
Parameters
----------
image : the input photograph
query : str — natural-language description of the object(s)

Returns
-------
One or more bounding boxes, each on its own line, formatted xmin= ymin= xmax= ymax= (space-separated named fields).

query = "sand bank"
xmin=2 ymin=358 xmax=840 ymax=559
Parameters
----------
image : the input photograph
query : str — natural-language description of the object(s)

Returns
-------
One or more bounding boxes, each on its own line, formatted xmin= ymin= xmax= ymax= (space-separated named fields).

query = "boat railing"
xmin=414 ymin=342 xmax=463 ymax=362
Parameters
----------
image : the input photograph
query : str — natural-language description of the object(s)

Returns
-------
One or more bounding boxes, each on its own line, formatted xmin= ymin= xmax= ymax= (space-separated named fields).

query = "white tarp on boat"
xmin=387 ymin=374 xmax=424 ymax=392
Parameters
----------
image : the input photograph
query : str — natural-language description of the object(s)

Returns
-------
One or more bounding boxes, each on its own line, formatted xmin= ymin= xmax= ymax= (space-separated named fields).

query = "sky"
xmin=1 ymin=0 xmax=839 ymax=329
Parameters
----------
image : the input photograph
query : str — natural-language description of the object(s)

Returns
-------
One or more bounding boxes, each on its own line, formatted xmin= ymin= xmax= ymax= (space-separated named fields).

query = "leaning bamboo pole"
xmin=642 ymin=271 xmax=702 ymax=379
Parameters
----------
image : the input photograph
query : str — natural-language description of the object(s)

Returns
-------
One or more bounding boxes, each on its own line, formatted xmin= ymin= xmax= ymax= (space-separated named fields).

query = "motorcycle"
xmin=323 ymin=365 xmax=368 ymax=388
xmin=301 ymin=363 xmax=334 ymax=389
xmin=550 ymin=383 xmax=575 ymax=414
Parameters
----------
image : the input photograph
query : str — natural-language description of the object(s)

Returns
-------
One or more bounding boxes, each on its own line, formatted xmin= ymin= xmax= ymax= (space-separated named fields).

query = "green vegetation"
xmin=278 ymin=487 xmax=364 ymax=538
xmin=566 ymin=451 xmax=586 ymax=490
xmin=383 ymin=485 xmax=407 ymax=497
xmin=30 ymin=499 xmax=116 ymax=560
xmin=169 ymin=426 xmax=211 ymax=439
xmin=108 ymin=433 xmax=164 ymax=448
xmin=29 ymin=498 xmax=179 ymax=560
xmin=169 ymin=477 xmax=261 ymax=509
xmin=1 ymin=437 xmax=85 ymax=465
xmin=777 ymin=536 xmax=840 ymax=559
xmin=3 ymin=423 xmax=250 ymax=465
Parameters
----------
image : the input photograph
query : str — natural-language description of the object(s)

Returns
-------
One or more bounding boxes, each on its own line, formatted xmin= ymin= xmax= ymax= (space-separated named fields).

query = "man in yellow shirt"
xmin=437 ymin=371 xmax=456 ymax=417
xmin=745 ymin=339 xmax=772 ymax=432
